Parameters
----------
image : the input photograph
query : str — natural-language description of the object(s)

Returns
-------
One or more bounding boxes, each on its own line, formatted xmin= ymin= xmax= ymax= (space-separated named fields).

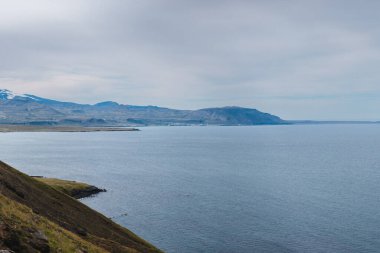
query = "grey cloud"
xmin=0 ymin=0 xmax=380 ymax=120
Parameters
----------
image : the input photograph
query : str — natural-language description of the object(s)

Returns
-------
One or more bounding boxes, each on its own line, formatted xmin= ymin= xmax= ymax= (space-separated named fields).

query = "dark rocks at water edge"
xmin=32 ymin=177 xmax=107 ymax=199
xmin=71 ymin=186 xmax=107 ymax=199
xmin=0 ymin=89 xmax=287 ymax=126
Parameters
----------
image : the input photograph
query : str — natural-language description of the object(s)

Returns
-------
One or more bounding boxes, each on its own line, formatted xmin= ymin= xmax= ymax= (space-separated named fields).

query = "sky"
xmin=0 ymin=0 xmax=380 ymax=120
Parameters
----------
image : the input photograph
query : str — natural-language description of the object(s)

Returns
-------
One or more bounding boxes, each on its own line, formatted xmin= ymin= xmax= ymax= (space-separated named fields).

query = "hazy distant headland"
xmin=0 ymin=89 xmax=285 ymax=127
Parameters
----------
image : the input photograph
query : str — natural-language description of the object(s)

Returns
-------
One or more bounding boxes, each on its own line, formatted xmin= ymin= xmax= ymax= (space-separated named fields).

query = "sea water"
xmin=1 ymin=125 xmax=380 ymax=252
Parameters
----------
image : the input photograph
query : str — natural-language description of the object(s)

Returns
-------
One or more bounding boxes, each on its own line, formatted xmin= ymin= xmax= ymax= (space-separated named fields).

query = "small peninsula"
xmin=33 ymin=177 xmax=106 ymax=199
xmin=0 ymin=161 xmax=161 ymax=253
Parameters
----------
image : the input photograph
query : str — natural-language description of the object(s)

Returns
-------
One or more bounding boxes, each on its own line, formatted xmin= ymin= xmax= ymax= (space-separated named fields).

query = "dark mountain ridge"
xmin=0 ymin=89 xmax=286 ymax=126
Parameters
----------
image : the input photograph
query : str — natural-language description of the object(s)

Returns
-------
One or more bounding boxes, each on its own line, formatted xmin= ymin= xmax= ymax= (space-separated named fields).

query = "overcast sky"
xmin=0 ymin=0 xmax=380 ymax=120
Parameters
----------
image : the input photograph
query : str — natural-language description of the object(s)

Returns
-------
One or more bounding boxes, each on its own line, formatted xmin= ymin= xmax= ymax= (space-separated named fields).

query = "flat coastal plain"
xmin=0 ymin=125 xmax=139 ymax=132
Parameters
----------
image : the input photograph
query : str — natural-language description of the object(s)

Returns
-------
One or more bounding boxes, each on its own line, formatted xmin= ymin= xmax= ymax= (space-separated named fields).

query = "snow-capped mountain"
xmin=0 ymin=89 xmax=24 ymax=100
xmin=0 ymin=89 xmax=285 ymax=126
xmin=0 ymin=89 xmax=41 ymax=101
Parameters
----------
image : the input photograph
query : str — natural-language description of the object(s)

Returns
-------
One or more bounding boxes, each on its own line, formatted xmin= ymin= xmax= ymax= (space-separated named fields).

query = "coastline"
xmin=0 ymin=125 xmax=139 ymax=132
xmin=32 ymin=177 xmax=107 ymax=199
xmin=0 ymin=161 xmax=161 ymax=252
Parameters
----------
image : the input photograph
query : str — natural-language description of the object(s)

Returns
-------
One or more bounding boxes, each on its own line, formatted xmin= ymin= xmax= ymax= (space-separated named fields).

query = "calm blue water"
xmin=1 ymin=125 xmax=380 ymax=252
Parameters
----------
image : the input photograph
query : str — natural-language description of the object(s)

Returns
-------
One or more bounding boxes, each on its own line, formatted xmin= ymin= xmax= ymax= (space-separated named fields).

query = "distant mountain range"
xmin=0 ymin=89 xmax=286 ymax=126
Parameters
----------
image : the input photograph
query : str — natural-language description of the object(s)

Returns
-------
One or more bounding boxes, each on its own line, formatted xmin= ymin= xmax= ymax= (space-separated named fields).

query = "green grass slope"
xmin=0 ymin=193 xmax=107 ymax=252
xmin=0 ymin=161 xmax=162 ymax=253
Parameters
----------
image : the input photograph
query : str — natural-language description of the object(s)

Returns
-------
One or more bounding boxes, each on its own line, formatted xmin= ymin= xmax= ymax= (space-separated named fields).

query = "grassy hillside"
xmin=0 ymin=161 xmax=162 ymax=253
xmin=0 ymin=193 xmax=106 ymax=252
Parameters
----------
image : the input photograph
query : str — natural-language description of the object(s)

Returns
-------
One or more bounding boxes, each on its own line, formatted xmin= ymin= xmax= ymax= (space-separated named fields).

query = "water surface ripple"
xmin=1 ymin=125 xmax=380 ymax=252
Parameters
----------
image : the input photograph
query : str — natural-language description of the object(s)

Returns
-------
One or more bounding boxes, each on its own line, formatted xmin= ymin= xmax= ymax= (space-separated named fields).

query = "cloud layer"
xmin=0 ymin=0 xmax=380 ymax=120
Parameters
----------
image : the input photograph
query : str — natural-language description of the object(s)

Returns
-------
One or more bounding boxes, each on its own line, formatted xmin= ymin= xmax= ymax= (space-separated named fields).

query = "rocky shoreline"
xmin=32 ymin=177 xmax=107 ymax=199
xmin=0 ymin=162 xmax=161 ymax=252
xmin=70 ymin=185 xmax=107 ymax=199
